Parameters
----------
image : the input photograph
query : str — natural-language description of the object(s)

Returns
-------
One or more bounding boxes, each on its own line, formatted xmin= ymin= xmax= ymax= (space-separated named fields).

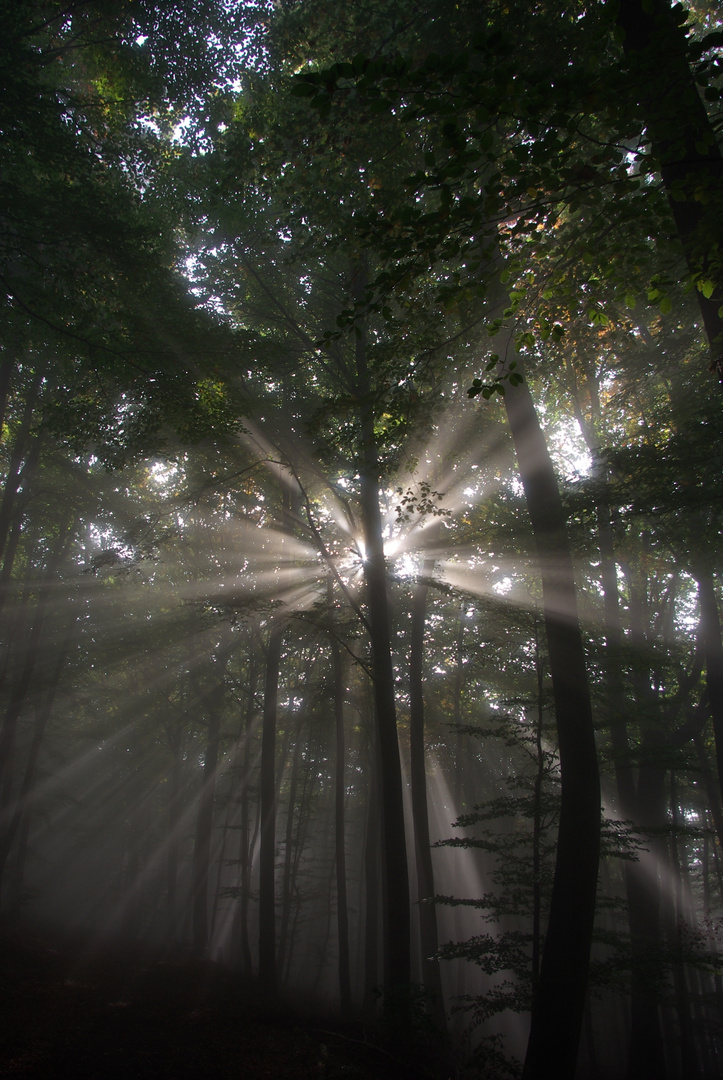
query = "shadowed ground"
xmin=1 ymin=924 xmax=443 ymax=1079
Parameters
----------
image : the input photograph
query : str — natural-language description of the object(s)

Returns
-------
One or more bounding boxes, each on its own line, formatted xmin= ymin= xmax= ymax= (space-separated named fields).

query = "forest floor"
xmin=0 ymin=922 xmax=454 ymax=1079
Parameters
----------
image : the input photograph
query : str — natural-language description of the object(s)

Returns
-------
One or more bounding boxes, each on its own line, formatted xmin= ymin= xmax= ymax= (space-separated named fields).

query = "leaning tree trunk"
xmin=501 ymin=371 xmax=601 ymax=1080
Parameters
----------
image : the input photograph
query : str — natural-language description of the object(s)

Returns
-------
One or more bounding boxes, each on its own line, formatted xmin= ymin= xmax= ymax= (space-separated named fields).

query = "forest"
xmin=1 ymin=1 xmax=723 ymax=1077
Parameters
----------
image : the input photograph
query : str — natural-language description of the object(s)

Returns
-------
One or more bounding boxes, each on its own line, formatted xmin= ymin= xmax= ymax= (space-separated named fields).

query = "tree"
xmin=615 ymin=0 xmax=723 ymax=383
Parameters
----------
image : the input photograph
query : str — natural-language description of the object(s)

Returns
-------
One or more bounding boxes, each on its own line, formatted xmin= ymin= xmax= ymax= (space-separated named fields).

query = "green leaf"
xmin=624 ymin=292 xmax=636 ymax=309
xmin=659 ymin=295 xmax=673 ymax=315
xmin=290 ymin=78 xmax=319 ymax=98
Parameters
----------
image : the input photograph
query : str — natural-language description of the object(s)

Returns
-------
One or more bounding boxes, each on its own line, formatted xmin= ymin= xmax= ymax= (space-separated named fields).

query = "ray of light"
xmin=437 ymin=559 xmax=534 ymax=604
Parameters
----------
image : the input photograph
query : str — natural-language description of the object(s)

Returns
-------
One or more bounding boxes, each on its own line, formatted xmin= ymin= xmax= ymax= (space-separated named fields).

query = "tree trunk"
xmin=409 ymin=558 xmax=445 ymax=1023
xmin=353 ymin=259 xmax=411 ymax=994
xmin=167 ymin=734 xmax=182 ymax=942
xmin=530 ymin=618 xmax=546 ymax=994
xmin=623 ymin=565 xmax=669 ymax=1080
xmin=233 ymin=644 xmax=259 ymax=974
xmin=281 ymin=742 xmax=321 ymax=985
xmin=363 ymin=739 xmax=382 ymax=1014
xmin=0 ymin=365 xmax=45 ymax=580
xmin=501 ymin=372 xmax=600 ymax=1080
xmin=259 ymin=622 xmax=283 ymax=995
xmin=0 ymin=515 xmax=73 ymax=847
xmin=192 ymin=681 xmax=224 ymax=956
xmin=0 ymin=355 xmax=14 ymax=441
xmin=568 ymin=359 xmax=684 ymax=1073
xmin=693 ymin=731 xmax=723 ymax=859
xmin=277 ymin=690 xmax=307 ymax=981
xmin=668 ymin=772 xmax=703 ymax=1080
xmin=696 ymin=568 xmax=723 ymax=801
xmin=625 ymin=756 xmax=668 ymax=1080
xmin=568 ymin=359 xmax=635 ymax=817
xmin=330 ymin=579 xmax=352 ymax=1015
xmin=4 ymin=638 xmax=69 ymax=910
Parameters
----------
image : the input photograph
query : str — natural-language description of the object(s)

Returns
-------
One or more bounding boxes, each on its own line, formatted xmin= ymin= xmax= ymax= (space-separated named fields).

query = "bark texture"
xmin=502 ymin=374 xmax=601 ymax=1080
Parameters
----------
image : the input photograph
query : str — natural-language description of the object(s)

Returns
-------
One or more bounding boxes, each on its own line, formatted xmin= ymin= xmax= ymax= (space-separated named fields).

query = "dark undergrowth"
xmin=0 ymin=921 xmax=454 ymax=1079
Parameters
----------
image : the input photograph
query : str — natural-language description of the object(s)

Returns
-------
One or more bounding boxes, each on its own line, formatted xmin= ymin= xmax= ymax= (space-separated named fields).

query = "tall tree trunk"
xmin=501 ymin=372 xmax=600 ymax=1080
xmin=693 ymin=731 xmax=723 ymax=859
xmin=625 ymin=755 xmax=668 ymax=1080
xmin=451 ymin=603 xmax=469 ymax=998
xmin=259 ymin=622 xmax=283 ymax=995
xmin=569 ymin=359 xmax=687 ymax=1073
xmin=623 ymin=565 xmax=669 ymax=1080
xmin=409 ymin=558 xmax=445 ymax=1023
xmin=0 ymin=515 xmax=73 ymax=845
xmin=353 ymin=259 xmax=411 ymax=994
xmin=530 ymin=618 xmax=546 ymax=995
xmin=281 ymin=745 xmax=321 ymax=985
xmin=330 ymin=579 xmax=352 ymax=1015
xmin=167 ymin=732 xmax=182 ymax=942
xmin=669 ymin=772 xmax=702 ymax=1080
xmin=568 ymin=358 xmax=634 ymax=817
xmin=277 ymin=691 xmax=307 ymax=981
xmin=233 ymin=644 xmax=259 ymax=975
xmin=4 ymin=637 xmax=70 ymax=910
xmin=696 ymin=568 xmax=723 ymax=801
xmin=192 ymin=681 xmax=224 ymax=956
xmin=363 ymin=739 xmax=382 ymax=1014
